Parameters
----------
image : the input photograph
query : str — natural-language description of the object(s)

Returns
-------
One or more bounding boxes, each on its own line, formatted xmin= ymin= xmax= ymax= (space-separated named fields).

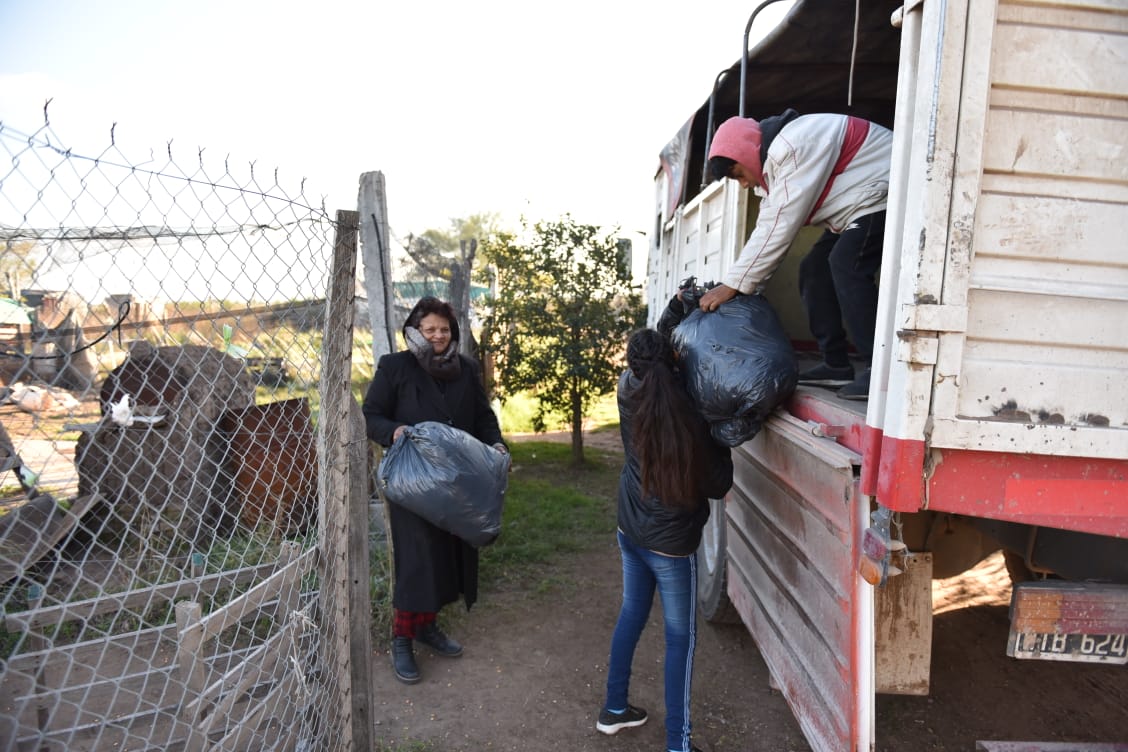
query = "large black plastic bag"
xmin=671 ymin=294 xmax=797 ymax=447
xmin=377 ymin=421 xmax=510 ymax=547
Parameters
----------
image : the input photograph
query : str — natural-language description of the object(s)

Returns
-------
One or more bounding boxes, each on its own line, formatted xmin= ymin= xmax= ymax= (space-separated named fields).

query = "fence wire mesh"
xmin=0 ymin=113 xmax=369 ymax=751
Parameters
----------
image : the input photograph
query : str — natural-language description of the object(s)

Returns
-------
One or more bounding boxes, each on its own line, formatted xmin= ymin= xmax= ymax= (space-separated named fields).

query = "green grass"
xmin=478 ymin=441 xmax=618 ymax=588
xmin=499 ymin=390 xmax=619 ymax=435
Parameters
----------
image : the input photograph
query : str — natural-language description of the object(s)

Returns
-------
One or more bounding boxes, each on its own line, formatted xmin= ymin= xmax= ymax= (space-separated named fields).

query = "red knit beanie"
xmin=708 ymin=117 xmax=764 ymax=189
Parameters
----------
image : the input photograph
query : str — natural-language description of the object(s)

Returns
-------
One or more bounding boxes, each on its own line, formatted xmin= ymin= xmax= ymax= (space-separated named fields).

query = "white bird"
xmin=110 ymin=394 xmax=134 ymax=427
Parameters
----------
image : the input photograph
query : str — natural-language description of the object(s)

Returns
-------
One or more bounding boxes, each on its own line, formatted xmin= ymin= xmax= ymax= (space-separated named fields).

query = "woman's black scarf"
xmin=404 ymin=326 xmax=462 ymax=381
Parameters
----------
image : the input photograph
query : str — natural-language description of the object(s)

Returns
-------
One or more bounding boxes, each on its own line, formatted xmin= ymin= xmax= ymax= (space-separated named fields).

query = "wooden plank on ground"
xmin=0 ymin=494 xmax=100 ymax=584
xmin=12 ymin=702 xmax=191 ymax=752
xmin=3 ymin=558 xmax=285 ymax=631
xmin=191 ymin=616 xmax=295 ymax=736
xmin=191 ymin=548 xmax=313 ymax=641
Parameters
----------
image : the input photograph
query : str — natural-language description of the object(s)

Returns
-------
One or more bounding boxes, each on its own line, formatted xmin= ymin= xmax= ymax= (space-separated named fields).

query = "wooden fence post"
xmin=358 ymin=172 xmax=397 ymax=361
xmin=318 ymin=209 xmax=374 ymax=751
xmin=278 ymin=540 xmax=301 ymax=620
xmin=27 ymin=584 xmax=49 ymax=750
xmin=175 ymin=600 xmax=206 ymax=752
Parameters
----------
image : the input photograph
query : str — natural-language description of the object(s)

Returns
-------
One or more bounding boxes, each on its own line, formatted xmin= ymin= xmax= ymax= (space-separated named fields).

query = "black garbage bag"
xmin=377 ymin=421 xmax=510 ymax=547
xmin=671 ymin=294 xmax=797 ymax=447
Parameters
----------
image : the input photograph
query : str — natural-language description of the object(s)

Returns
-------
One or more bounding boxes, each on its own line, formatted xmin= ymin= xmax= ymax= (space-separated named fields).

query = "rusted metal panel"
xmin=727 ymin=573 xmax=849 ymax=752
xmin=221 ymin=398 xmax=317 ymax=535
xmin=735 ymin=412 xmax=855 ymax=534
xmin=732 ymin=461 xmax=851 ymax=595
xmin=725 ymin=412 xmax=862 ymax=752
xmin=726 ymin=496 xmax=851 ymax=679
xmin=785 ymin=388 xmax=869 ymax=460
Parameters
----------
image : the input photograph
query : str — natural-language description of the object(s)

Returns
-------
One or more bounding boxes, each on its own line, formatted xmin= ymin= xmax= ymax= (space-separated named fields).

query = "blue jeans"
xmin=605 ymin=529 xmax=697 ymax=752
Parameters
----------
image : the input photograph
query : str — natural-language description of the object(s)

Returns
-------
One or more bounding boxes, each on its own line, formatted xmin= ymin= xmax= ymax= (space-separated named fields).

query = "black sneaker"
xmin=837 ymin=368 xmax=871 ymax=401
xmin=595 ymin=704 xmax=648 ymax=734
xmin=797 ymin=362 xmax=854 ymax=387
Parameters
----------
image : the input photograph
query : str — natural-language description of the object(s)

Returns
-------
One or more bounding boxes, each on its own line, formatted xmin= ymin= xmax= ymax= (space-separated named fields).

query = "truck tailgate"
xmin=724 ymin=410 xmax=867 ymax=752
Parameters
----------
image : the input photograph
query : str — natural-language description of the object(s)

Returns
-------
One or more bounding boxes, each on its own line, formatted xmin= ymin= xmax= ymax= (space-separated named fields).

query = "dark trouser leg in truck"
xmin=798 ymin=210 xmax=885 ymax=366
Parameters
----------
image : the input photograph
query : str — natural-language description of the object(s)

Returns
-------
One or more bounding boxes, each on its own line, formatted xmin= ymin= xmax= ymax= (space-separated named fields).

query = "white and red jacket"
xmin=724 ymin=114 xmax=893 ymax=294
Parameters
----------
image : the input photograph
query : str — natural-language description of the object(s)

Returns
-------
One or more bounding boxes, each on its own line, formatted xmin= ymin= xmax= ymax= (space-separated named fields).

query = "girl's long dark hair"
xmin=627 ymin=329 xmax=710 ymax=509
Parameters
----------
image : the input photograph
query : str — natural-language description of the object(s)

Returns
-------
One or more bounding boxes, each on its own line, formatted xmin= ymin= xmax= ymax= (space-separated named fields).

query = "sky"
xmin=0 ymin=0 xmax=794 ymax=276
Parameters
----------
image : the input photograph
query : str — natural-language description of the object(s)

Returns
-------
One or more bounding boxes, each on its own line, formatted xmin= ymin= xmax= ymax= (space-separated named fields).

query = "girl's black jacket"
xmin=615 ymin=369 xmax=735 ymax=557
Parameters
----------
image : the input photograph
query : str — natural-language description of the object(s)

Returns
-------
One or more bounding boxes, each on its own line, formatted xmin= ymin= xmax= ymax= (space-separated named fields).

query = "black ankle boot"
xmin=416 ymin=622 xmax=463 ymax=657
xmin=391 ymin=636 xmax=420 ymax=684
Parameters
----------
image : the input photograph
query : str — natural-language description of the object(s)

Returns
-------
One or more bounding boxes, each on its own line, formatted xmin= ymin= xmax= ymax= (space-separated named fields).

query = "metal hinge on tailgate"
xmin=899 ymin=302 xmax=967 ymax=333
xmin=896 ymin=302 xmax=968 ymax=365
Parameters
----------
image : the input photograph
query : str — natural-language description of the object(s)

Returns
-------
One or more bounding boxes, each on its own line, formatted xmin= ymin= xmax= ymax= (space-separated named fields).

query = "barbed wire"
xmin=0 ymin=218 xmax=326 ymax=243
xmin=0 ymin=115 xmax=335 ymax=225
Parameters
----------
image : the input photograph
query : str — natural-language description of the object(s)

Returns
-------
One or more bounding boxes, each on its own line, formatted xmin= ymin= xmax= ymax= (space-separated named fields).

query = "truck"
xmin=647 ymin=1 xmax=1128 ymax=750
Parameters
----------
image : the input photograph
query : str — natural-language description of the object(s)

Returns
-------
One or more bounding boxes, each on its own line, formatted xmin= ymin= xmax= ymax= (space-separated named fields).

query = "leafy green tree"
xmin=480 ymin=216 xmax=645 ymax=466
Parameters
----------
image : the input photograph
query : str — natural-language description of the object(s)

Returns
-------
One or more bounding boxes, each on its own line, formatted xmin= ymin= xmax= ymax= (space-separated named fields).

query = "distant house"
xmin=393 ymin=280 xmax=490 ymax=304
xmin=0 ymin=297 xmax=32 ymax=341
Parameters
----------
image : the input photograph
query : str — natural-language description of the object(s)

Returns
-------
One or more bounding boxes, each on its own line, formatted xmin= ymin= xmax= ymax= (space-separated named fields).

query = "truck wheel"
xmin=697 ymin=497 xmax=739 ymax=624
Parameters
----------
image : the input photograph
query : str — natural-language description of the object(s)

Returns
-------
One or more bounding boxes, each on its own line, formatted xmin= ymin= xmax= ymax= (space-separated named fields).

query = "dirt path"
xmin=370 ymin=429 xmax=1128 ymax=751
xmin=370 ymin=533 xmax=809 ymax=752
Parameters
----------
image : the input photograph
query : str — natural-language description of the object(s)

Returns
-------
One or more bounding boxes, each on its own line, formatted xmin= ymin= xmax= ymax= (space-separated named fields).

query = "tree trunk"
xmin=570 ymin=380 xmax=584 ymax=467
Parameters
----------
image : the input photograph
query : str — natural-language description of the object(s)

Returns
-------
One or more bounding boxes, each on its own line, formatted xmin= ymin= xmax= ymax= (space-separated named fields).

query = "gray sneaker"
xmin=797 ymin=362 xmax=854 ymax=386
xmin=837 ymin=368 xmax=871 ymax=401
xmin=596 ymin=704 xmax=648 ymax=734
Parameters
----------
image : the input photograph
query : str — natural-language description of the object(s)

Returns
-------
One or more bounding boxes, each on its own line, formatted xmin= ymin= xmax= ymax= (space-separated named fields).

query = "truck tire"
xmin=697 ymin=497 xmax=739 ymax=624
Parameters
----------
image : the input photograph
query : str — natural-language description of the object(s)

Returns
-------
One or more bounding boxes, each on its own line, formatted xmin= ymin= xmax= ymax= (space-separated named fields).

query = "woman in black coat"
xmin=362 ymin=296 xmax=506 ymax=684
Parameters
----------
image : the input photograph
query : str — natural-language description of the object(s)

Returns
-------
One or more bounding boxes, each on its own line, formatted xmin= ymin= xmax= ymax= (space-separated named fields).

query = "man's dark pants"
xmin=798 ymin=210 xmax=885 ymax=369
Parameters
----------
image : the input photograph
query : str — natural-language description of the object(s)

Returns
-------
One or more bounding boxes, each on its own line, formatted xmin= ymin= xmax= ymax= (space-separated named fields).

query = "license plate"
xmin=1008 ymin=631 xmax=1128 ymax=664
xmin=1008 ymin=581 xmax=1128 ymax=664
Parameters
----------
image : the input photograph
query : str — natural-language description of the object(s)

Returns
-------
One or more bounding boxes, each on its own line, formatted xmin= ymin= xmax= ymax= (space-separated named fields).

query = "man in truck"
xmin=697 ymin=110 xmax=893 ymax=400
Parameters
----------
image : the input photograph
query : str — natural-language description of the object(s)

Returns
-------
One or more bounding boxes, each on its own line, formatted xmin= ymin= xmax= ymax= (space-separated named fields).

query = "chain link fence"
xmin=0 ymin=112 xmax=376 ymax=751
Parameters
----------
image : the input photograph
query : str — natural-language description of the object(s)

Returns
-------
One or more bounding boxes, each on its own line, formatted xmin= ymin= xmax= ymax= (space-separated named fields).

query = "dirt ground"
xmin=369 ymin=429 xmax=1128 ymax=751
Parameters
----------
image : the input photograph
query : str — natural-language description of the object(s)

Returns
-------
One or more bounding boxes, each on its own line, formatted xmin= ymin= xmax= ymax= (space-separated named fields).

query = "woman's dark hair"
xmin=403 ymin=296 xmax=460 ymax=341
xmin=708 ymin=155 xmax=737 ymax=183
xmin=626 ymin=329 xmax=710 ymax=509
